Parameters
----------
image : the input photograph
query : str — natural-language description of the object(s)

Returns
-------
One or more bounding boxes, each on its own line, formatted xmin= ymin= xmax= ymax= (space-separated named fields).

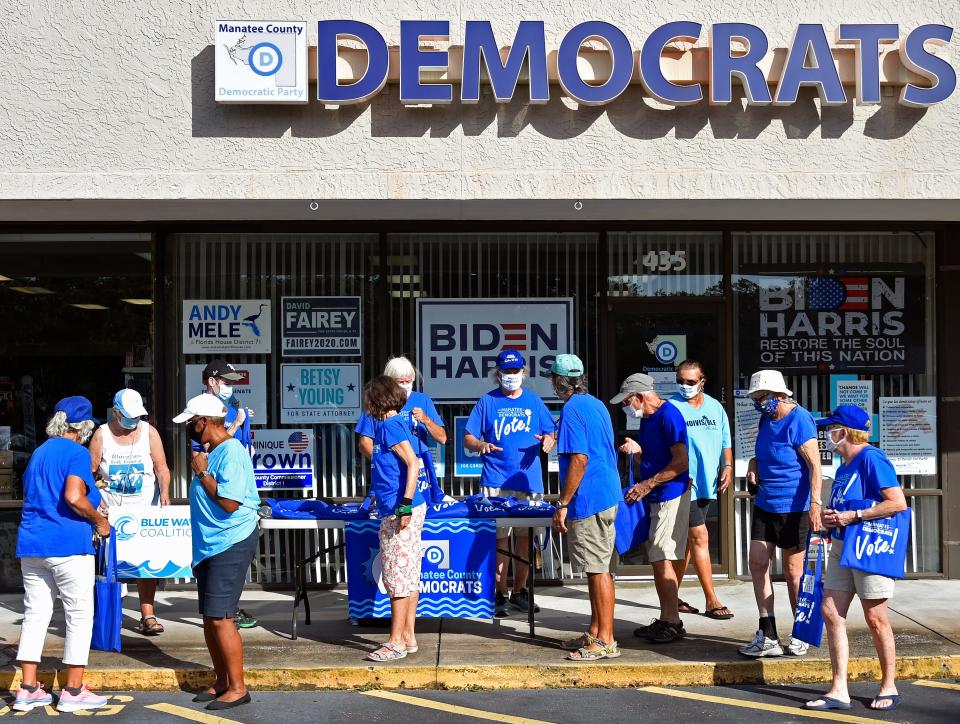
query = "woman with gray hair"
xmin=14 ymin=396 xmax=111 ymax=713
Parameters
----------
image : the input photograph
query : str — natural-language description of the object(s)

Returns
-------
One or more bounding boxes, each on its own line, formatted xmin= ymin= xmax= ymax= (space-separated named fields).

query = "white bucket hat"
xmin=747 ymin=370 xmax=792 ymax=398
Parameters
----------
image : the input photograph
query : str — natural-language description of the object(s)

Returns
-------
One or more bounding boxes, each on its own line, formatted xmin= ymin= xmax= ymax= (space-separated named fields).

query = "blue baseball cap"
xmin=497 ymin=350 xmax=525 ymax=370
xmin=550 ymin=353 xmax=584 ymax=377
xmin=54 ymin=396 xmax=94 ymax=423
xmin=816 ymin=405 xmax=871 ymax=432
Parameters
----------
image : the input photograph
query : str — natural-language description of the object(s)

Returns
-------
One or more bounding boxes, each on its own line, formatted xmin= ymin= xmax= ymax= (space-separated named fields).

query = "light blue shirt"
xmin=190 ymin=438 xmax=260 ymax=567
xmin=670 ymin=393 xmax=732 ymax=501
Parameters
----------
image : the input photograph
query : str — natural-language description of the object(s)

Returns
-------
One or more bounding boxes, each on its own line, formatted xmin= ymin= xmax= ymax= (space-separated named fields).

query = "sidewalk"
xmin=1 ymin=579 xmax=958 ymax=691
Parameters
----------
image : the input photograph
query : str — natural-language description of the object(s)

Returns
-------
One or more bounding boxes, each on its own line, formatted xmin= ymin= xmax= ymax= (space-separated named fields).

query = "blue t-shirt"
xmin=371 ymin=415 xmax=426 ymax=518
xmin=189 ymin=437 xmax=260 ymax=567
xmin=635 ymin=401 xmax=690 ymax=504
xmin=17 ymin=437 xmax=102 ymax=558
xmin=828 ymin=445 xmax=900 ymax=541
xmin=355 ymin=391 xmax=443 ymax=455
xmin=670 ymin=394 xmax=732 ymax=501
xmin=755 ymin=405 xmax=818 ymax=514
xmin=557 ymin=393 xmax=621 ymax=521
xmin=465 ymin=387 xmax=555 ymax=493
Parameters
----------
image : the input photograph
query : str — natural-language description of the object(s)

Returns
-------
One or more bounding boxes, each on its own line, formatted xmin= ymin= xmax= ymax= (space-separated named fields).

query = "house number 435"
xmin=641 ymin=250 xmax=687 ymax=272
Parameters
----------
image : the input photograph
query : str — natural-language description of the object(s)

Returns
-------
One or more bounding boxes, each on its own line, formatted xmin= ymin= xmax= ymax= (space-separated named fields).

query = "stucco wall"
xmin=1 ymin=0 xmax=958 ymax=200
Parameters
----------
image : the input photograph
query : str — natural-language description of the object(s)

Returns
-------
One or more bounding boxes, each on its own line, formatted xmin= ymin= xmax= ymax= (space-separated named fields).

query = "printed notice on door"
xmin=879 ymin=396 xmax=937 ymax=476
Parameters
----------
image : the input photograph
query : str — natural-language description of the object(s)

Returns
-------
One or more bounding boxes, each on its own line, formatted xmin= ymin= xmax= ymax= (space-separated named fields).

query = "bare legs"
xmin=675 ymin=525 xmax=725 ymax=611
xmin=201 ymin=616 xmax=247 ymax=703
xmin=651 ymin=560 xmax=681 ymax=624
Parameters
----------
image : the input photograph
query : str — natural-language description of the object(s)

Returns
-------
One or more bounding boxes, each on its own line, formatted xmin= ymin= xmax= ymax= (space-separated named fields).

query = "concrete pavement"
xmin=0 ymin=579 xmax=957 ymax=691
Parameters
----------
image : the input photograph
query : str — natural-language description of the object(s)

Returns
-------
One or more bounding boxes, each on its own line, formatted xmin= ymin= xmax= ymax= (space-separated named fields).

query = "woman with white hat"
xmin=88 ymin=389 xmax=171 ymax=636
xmin=738 ymin=370 xmax=823 ymax=660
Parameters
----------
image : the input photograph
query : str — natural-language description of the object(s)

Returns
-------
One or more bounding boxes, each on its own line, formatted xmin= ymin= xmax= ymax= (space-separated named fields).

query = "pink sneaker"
xmin=55 ymin=684 xmax=109 ymax=713
xmin=13 ymin=683 xmax=53 ymax=711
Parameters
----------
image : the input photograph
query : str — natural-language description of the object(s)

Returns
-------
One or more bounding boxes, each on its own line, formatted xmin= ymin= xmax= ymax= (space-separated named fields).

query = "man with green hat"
xmin=550 ymin=354 xmax=622 ymax=661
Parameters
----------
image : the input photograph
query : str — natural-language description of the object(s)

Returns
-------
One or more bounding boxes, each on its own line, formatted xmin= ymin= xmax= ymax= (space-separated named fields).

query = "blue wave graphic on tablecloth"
xmin=349 ymin=601 xmax=493 ymax=618
xmin=116 ymin=560 xmax=193 ymax=579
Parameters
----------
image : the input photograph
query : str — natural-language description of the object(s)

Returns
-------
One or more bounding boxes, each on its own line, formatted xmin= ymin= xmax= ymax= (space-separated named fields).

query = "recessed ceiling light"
xmin=0 ymin=274 xmax=11 ymax=282
xmin=121 ymin=298 xmax=153 ymax=305
xmin=9 ymin=286 xmax=54 ymax=295
xmin=70 ymin=303 xmax=109 ymax=310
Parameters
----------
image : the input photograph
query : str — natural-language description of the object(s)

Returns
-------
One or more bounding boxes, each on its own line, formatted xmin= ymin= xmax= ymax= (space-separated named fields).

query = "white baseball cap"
xmin=747 ymin=370 xmax=792 ymax=398
xmin=172 ymin=393 xmax=228 ymax=423
xmin=113 ymin=389 xmax=148 ymax=418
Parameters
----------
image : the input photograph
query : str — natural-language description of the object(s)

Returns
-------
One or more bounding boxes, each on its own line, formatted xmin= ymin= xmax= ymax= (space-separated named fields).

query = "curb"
xmin=3 ymin=655 xmax=959 ymax=691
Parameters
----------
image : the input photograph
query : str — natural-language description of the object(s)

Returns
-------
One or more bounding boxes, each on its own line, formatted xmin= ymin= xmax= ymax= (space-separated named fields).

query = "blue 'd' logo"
xmin=114 ymin=515 xmax=137 ymax=542
xmin=248 ymin=42 xmax=283 ymax=77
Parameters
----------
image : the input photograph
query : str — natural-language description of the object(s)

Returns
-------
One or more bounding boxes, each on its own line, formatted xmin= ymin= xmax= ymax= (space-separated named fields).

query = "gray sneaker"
xmin=785 ymin=637 xmax=809 ymax=656
xmin=738 ymin=629 xmax=784 ymax=658
xmin=509 ymin=589 xmax=540 ymax=613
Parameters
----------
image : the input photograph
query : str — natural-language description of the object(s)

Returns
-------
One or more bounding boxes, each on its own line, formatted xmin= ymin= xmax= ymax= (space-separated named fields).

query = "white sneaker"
xmin=785 ymin=637 xmax=810 ymax=656
xmin=738 ymin=629 xmax=784 ymax=658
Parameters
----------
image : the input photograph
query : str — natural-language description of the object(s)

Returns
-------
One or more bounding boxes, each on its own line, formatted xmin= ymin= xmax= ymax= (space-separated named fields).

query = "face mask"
xmin=398 ymin=381 xmax=414 ymax=398
xmin=216 ymin=383 xmax=233 ymax=402
xmin=824 ymin=429 xmax=842 ymax=453
xmin=188 ymin=420 xmax=205 ymax=444
xmin=678 ymin=383 xmax=701 ymax=400
xmin=116 ymin=410 xmax=140 ymax=430
xmin=622 ymin=403 xmax=643 ymax=419
xmin=753 ymin=397 xmax=780 ymax=417
xmin=499 ymin=373 xmax=523 ymax=392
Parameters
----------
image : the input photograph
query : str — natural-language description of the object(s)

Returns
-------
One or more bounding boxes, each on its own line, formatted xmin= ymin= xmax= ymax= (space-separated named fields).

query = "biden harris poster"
xmin=736 ymin=265 xmax=925 ymax=374
xmin=345 ymin=519 xmax=495 ymax=618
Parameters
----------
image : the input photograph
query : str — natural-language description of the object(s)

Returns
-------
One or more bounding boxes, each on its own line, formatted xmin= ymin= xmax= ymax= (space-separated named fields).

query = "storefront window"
xmin=608 ymin=232 xmax=723 ymax=297
xmin=0 ymin=234 xmax=154 ymax=499
xmin=732 ymin=231 xmax=939 ymax=573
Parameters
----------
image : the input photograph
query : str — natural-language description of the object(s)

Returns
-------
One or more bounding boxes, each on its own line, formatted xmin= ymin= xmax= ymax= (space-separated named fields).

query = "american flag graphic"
xmin=807 ymin=276 xmax=870 ymax=311
xmin=500 ymin=323 xmax=527 ymax=351
xmin=287 ymin=431 xmax=309 ymax=452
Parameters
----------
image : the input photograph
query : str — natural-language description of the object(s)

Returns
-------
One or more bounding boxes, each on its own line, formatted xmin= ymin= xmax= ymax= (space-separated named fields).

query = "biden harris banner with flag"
xmin=345 ymin=519 xmax=495 ymax=618
xmin=737 ymin=265 xmax=925 ymax=374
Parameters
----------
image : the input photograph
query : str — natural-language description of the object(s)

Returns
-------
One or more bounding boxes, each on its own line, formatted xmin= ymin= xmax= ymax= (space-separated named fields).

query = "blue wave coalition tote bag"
xmin=91 ymin=528 xmax=123 ymax=653
xmin=792 ymin=532 xmax=825 ymax=647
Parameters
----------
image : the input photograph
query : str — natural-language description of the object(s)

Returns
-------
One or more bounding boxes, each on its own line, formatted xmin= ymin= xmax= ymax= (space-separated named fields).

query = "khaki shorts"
xmin=482 ymin=487 xmax=543 ymax=540
xmin=823 ymin=540 xmax=896 ymax=600
xmin=646 ymin=495 xmax=691 ymax=563
xmin=567 ymin=505 xmax=618 ymax=574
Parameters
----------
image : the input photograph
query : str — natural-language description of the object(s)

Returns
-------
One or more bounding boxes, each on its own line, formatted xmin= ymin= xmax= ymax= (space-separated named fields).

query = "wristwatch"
xmin=556 ymin=502 xmax=569 ymax=510
xmin=855 ymin=509 xmax=864 ymax=522
xmin=811 ymin=498 xmax=822 ymax=506
xmin=198 ymin=469 xmax=209 ymax=479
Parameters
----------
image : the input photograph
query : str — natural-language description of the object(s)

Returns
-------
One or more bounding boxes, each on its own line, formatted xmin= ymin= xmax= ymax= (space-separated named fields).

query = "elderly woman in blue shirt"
xmin=14 ymin=397 xmax=111 ymax=713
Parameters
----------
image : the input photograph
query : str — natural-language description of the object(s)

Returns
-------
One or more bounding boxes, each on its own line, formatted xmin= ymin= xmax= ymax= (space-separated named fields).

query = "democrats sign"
xmin=183 ymin=300 xmax=272 ymax=354
xmin=345 ymin=519 xmax=495 ymax=618
xmin=251 ymin=428 xmax=315 ymax=491
xmin=185 ymin=363 xmax=267 ymax=425
xmin=280 ymin=363 xmax=361 ymax=423
xmin=215 ymin=20 xmax=308 ymax=103
xmin=281 ymin=296 xmax=362 ymax=357
xmin=417 ymin=298 xmax=574 ymax=403
xmin=109 ymin=505 xmax=192 ymax=579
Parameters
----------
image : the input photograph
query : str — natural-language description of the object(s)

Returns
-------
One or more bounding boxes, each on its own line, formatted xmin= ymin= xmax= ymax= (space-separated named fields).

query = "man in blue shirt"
xmin=464 ymin=350 xmax=555 ymax=615
xmin=551 ymin=354 xmax=622 ymax=661
xmin=669 ymin=360 xmax=734 ymax=621
xmin=613 ymin=374 xmax=690 ymax=644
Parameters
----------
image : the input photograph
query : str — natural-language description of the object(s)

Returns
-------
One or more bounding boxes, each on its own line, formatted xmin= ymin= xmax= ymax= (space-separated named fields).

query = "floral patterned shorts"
xmin=379 ymin=503 xmax=427 ymax=598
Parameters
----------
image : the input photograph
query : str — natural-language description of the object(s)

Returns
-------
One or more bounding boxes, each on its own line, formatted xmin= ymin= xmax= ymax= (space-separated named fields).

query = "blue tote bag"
xmin=615 ymin=455 xmax=650 ymax=556
xmin=91 ymin=529 xmax=123 ymax=653
xmin=840 ymin=500 xmax=911 ymax=580
xmin=792 ymin=532 xmax=825 ymax=647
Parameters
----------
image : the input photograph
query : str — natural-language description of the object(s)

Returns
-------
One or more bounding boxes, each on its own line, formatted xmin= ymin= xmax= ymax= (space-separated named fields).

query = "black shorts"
xmin=750 ymin=506 xmax=809 ymax=550
xmin=195 ymin=527 xmax=259 ymax=619
xmin=688 ymin=498 xmax=713 ymax=528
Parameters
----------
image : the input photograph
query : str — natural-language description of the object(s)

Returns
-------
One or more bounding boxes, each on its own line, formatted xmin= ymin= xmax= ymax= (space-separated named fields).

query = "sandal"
xmin=138 ymin=616 xmax=164 ymax=636
xmin=869 ymin=694 xmax=901 ymax=711
xmin=804 ymin=696 xmax=851 ymax=711
xmin=703 ymin=606 xmax=734 ymax=620
xmin=677 ymin=599 xmax=700 ymax=614
xmin=565 ymin=640 xmax=621 ymax=661
xmin=365 ymin=643 xmax=407 ymax=662
xmin=560 ymin=633 xmax=596 ymax=651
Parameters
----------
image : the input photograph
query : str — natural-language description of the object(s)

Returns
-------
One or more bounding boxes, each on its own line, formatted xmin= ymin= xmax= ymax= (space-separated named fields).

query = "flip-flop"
xmin=869 ymin=694 xmax=901 ymax=711
xmin=703 ymin=606 xmax=734 ymax=620
xmin=677 ymin=600 xmax=700 ymax=614
xmin=804 ymin=696 xmax=851 ymax=711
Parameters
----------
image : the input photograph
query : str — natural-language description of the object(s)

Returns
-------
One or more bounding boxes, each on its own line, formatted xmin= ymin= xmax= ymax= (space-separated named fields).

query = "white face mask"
xmin=824 ymin=429 xmax=843 ymax=453
xmin=622 ymin=403 xmax=643 ymax=419
xmin=678 ymin=382 xmax=701 ymax=400
xmin=398 ymin=381 xmax=414 ymax=397
xmin=499 ymin=372 xmax=523 ymax=392
xmin=216 ymin=383 xmax=233 ymax=402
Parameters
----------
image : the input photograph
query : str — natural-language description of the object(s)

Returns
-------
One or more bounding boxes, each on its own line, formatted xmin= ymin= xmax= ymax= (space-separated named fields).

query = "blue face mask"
xmin=753 ymin=397 xmax=780 ymax=417
xmin=116 ymin=410 xmax=140 ymax=429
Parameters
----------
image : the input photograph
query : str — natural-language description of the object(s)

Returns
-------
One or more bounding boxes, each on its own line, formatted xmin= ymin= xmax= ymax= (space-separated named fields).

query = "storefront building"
xmin=1 ymin=3 xmax=958 ymax=585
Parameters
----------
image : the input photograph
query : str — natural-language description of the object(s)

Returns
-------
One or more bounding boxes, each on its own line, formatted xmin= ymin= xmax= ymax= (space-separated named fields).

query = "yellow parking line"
xmin=144 ymin=703 xmax=239 ymax=723
xmin=913 ymin=680 xmax=960 ymax=691
xmin=360 ymin=690 xmax=555 ymax=724
xmin=640 ymin=686 xmax=890 ymax=724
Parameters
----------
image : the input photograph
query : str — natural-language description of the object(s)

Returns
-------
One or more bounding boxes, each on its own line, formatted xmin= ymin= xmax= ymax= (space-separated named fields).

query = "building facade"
xmin=1 ymin=1 xmax=958 ymax=584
